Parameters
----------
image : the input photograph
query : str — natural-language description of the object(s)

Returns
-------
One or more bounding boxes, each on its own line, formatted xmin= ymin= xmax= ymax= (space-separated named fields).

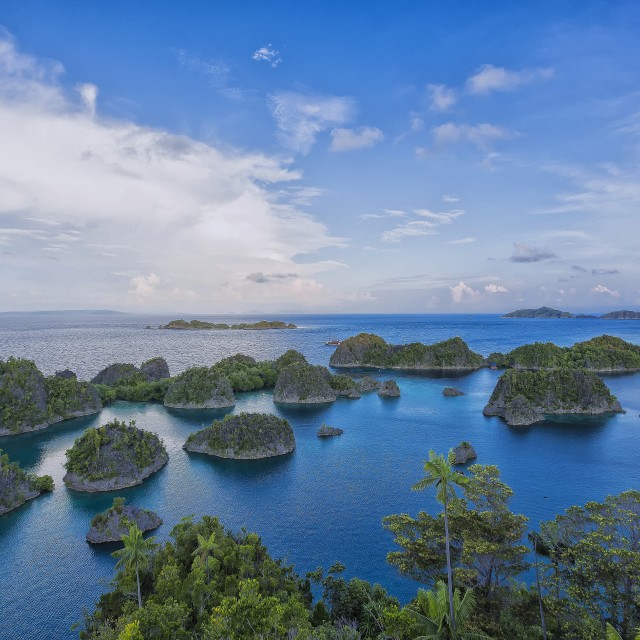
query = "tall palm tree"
xmin=112 ymin=525 xmax=157 ymax=609
xmin=412 ymin=450 xmax=469 ymax=633
xmin=193 ymin=531 xmax=217 ymax=583
xmin=409 ymin=581 xmax=491 ymax=639
xmin=606 ymin=622 xmax=640 ymax=640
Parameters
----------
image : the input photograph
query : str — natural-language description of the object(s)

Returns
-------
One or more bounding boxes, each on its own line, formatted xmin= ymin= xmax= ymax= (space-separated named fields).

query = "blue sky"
xmin=1 ymin=1 xmax=639 ymax=313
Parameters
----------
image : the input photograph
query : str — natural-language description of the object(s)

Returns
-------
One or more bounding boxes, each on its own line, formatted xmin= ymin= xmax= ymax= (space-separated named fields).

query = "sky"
xmin=0 ymin=0 xmax=639 ymax=314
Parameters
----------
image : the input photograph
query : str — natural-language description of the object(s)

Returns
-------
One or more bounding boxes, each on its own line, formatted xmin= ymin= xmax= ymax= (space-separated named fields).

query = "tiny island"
xmin=63 ymin=419 xmax=168 ymax=492
xmin=160 ymin=319 xmax=297 ymax=330
xmin=86 ymin=497 xmax=162 ymax=543
xmin=184 ymin=412 xmax=295 ymax=459
xmin=0 ymin=449 xmax=53 ymax=515
xmin=503 ymin=306 xmax=640 ymax=319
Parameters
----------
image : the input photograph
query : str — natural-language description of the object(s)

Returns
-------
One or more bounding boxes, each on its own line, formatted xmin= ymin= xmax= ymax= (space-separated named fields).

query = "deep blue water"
xmin=0 ymin=313 xmax=639 ymax=639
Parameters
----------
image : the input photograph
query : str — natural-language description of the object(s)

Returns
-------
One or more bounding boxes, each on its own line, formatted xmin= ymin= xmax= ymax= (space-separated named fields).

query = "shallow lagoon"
xmin=1 ymin=313 xmax=639 ymax=639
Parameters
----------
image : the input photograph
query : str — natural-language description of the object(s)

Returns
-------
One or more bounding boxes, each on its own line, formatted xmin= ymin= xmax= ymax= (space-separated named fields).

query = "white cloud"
xmin=510 ymin=243 xmax=557 ymax=263
xmin=359 ymin=209 xmax=405 ymax=220
xmin=329 ymin=126 xmax=383 ymax=152
xmin=175 ymin=49 xmax=245 ymax=100
xmin=448 ymin=237 xmax=477 ymax=244
xmin=251 ymin=44 xmax=282 ymax=68
xmin=0 ymin=33 xmax=345 ymax=310
xmin=466 ymin=64 xmax=554 ymax=95
xmin=442 ymin=194 xmax=459 ymax=203
xmin=414 ymin=208 xmax=464 ymax=224
xmin=268 ymin=91 xmax=355 ymax=154
xmin=450 ymin=280 xmax=480 ymax=303
xmin=433 ymin=122 xmax=516 ymax=149
xmin=592 ymin=284 xmax=620 ymax=297
xmin=484 ymin=283 xmax=508 ymax=294
xmin=381 ymin=221 xmax=437 ymax=243
xmin=427 ymin=83 xmax=457 ymax=111
xmin=77 ymin=83 xmax=98 ymax=116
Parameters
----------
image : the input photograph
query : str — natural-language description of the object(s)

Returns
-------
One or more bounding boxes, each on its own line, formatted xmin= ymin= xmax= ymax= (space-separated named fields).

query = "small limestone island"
xmin=160 ymin=319 xmax=297 ymax=330
xmin=450 ymin=441 xmax=477 ymax=465
xmin=329 ymin=333 xmax=484 ymax=370
xmin=378 ymin=380 xmax=401 ymax=397
xmin=0 ymin=449 xmax=54 ymax=515
xmin=503 ymin=306 xmax=640 ymax=319
xmin=483 ymin=369 xmax=624 ymax=426
xmin=443 ymin=386 xmax=465 ymax=397
xmin=489 ymin=335 xmax=640 ymax=372
xmin=184 ymin=412 xmax=295 ymax=459
xmin=317 ymin=423 xmax=343 ymax=437
xmin=0 ymin=357 xmax=102 ymax=436
xmin=63 ymin=419 xmax=168 ymax=492
xmin=164 ymin=368 xmax=236 ymax=409
xmin=86 ymin=497 xmax=162 ymax=543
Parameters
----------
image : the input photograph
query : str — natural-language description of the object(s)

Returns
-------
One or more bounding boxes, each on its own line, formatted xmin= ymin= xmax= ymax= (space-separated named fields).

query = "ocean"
xmin=0 ymin=313 xmax=639 ymax=639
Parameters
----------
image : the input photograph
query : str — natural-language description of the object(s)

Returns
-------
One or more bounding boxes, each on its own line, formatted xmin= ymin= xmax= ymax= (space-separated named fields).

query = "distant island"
xmin=160 ymin=319 xmax=297 ymax=330
xmin=503 ymin=307 xmax=640 ymax=319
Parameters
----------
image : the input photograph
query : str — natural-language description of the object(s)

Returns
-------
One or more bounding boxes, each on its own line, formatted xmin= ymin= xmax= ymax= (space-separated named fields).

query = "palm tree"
xmin=112 ymin=525 xmax=157 ymax=609
xmin=193 ymin=531 xmax=217 ymax=583
xmin=409 ymin=581 xmax=491 ymax=639
xmin=413 ymin=450 xmax=469 ymax=633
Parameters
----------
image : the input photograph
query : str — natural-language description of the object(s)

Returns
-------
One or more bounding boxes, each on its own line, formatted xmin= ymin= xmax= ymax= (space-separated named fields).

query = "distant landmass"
xmin=503 ymin=307 xmax=640 ymax=319
xmin=0 ymin=309 xmax=127 ymax=315
xmin=160 ymin=319 xmax=297 ymax=330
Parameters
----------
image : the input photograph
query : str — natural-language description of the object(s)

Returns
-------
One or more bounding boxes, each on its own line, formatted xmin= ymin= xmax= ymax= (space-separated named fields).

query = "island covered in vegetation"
xmin=483 ymin=369 xmax=623 ymax=426
xmin=64 ymin=419 xmax=168 ymax=491
xmin=0 ymin=449 xmax=53 ymax=515
xmin=329 ymin=333 xmax=484 ymax=370
xmin=503 ymin=306 xmax=640 ymax=319
xmin=0 ymin=357 xmax=102 ymax=435
xmin=160 ymin=319 xmax=297 ymax=330
xmin=184 ymin=412 xmax=295 ymax=459
xmin=489 ymin=335 xmax=640 ymax=372
xmin=86 ymin=497 xmax=162 ymax=543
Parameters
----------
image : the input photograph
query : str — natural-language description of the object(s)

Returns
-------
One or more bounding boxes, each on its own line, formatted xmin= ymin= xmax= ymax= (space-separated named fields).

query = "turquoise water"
xmin=1 ymin=313 xmax=639 ymax=639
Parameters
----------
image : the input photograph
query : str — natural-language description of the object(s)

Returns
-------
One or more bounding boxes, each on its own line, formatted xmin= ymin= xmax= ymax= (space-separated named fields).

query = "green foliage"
xmin=164 ymin=367 xmax=233 ymax=406
xmin=81 ymin=515 xmax=311 ymax=639
xmin=274 ymin=363 xmax=336 ymax=402
xmin=44 ymin=374 xmax=101 ymax=418
xmin=491 ymin=334 xmax=640 ymax=371
xmin=330 ymin=333 xmax=484 ymax=369
xmin=30 ymin=474 xmax=54 ymax=492
xmin=328 ymin=374 xmax=358 ymax=392
xmin=185 ymin=412 xmax=295 ymax=458
xmin=0 ymin=357 xmax=48 ymax=433
xmin=211 ymin=354 xmax=279 ymax=392
xmin=64 ymin=419 xmax=167 ymax=481
xmin=0 ymin=449 xmax=52 ymax=512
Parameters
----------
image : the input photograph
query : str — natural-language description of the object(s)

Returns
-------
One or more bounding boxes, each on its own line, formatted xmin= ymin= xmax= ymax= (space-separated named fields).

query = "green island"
xmin=184 ymin=412 xmax=296 ymax=459
xmin=164 ymin=367 xmax=236 ymax=409
xmin=329 ymin=333 xmax=484 ymax=370
xmin=483 ymin=368 xmax=623 ymax=426
xmin=160 ymin=319 xmax=297 ymax=330
xmin=489 ymin=334 xmax=640 ymax=372
xmin=78 ymin=458 xmax=640 ymax=640
xmin=503 ymin=306 xmax=640 ymax=319
xmin=0 ymin=357 xmax=102 ymax=435
xmin=274 ymin=363 xmax=340 ymax=404
xmin=93 ymin=358 xmax=171 ymax=404
xmin=0 ymin=449 xmax=53 ymax=515
xmin=86 ymin=497 xmax=162 ymax=544
xmin=63 ymin=419 xmax=169 ymax=491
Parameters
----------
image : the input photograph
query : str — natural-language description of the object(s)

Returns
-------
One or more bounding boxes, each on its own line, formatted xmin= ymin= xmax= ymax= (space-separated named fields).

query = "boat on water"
xmin=325 ymin=338 xmax=341 ymax=345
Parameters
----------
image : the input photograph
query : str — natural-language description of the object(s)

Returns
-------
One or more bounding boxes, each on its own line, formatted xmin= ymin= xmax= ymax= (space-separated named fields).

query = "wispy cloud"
xmin=414 ymin=208 xmax=464 ymax=224
xmin=381 ymin=220 xmax=437 ymax=243
xmin=433 ymin=122 xmax=516 ymax=150
xmin=175 ymin=49 xmax=245 ymax=100
xmin=268 ymin=91 xmax=355 ymax=154
xmin=442 ymin=195 xmax=459 ymax=203
xmin=427 ymin=83 xmax=457 ymax=111
xmin=592 ymin=284 xmax=620 ymax=297
xmin=572 ymin=265 xmax=620 ymax=275
xmin=251 ymin=44 xmax=282 ymax=68
xmin=359 ymin=209 xmax=405 ymax=220
xmin=329 ymin=126 xmax=383 ymax=152
xmin=466 ymin=64 xmax=554 ymax=95
xmin=510 ymin=243 xmax=557 ymax=263
xmin=448 ymin=237 xmax=476 ymax=244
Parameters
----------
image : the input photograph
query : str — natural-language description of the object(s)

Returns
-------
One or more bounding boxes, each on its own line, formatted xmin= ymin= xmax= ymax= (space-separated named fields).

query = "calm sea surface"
xmin=1 ymin=313 xmax=639 ymax=639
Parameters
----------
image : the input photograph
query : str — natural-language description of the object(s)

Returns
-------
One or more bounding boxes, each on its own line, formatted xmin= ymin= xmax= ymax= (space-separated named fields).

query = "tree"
xmin=112 ymin=525 xmax=157 ymax=609
xmin=412 ymin=451 xmax=470 ymax=633
xmin=408 ymin=581 xmax=491 ymax=639
xmin=193 ymin=531 xmax=218 ymax=583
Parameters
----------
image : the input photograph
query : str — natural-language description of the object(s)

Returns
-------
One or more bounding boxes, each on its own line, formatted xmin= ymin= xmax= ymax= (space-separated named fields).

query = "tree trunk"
xmin=533 ymin=536 xmax=547 ymax=640
xmin=136 ymin=562 xmax=142 ymax=609
xmin=443 ymin=498 xmax=456 ymax=633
